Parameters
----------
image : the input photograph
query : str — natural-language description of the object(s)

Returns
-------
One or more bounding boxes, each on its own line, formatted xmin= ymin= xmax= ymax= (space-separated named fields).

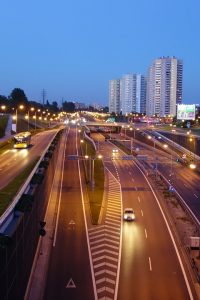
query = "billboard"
xmin=177 ymin=104 xmax=195 ymax=120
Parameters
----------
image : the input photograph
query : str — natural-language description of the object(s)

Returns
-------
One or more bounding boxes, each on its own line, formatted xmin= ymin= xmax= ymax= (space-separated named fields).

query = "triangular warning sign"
xmin=69 ymin=220 xmax=75 ymax=225
xmin=66 ymin=278 xmax=76 ymax=288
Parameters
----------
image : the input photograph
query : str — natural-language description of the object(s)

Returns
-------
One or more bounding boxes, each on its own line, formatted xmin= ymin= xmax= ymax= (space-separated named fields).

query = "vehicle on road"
xmin=123 ymin=208 xmax=135 ymax=221
xmin=13 ymin=131 xmax=31 ymax=149
xmin=112 ymin=148 xmax=118 ymax=155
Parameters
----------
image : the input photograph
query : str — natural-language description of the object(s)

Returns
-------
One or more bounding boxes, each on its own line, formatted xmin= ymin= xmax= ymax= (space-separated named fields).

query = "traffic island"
xmin=80 ymin=131 xmax=104 ymax=225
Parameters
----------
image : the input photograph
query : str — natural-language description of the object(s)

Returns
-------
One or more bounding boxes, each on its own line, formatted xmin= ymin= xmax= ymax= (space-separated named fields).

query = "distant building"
xmin=146 ymin=56 xmax=183 ymax=117
xmin=120 ymin=74 xmax=146 ymax=114
xmin=74 ymin=102 xmax=86 ymax=110
xmin=109 ymin=79 xmax=121 ymax=114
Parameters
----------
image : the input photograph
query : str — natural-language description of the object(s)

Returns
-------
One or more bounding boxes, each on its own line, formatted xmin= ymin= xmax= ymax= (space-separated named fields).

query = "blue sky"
xmin=0 ymin=0 xmax=199 ymax=106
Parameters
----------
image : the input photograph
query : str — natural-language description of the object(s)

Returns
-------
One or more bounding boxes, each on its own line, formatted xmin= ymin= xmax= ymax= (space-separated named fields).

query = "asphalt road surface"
xmin=44 ymin=127 xmax=94 ymax=300
xmin=92 ymin=133 xmax=194 ymax=300
xmin=0 ymin=129 xmax=58 ymax=189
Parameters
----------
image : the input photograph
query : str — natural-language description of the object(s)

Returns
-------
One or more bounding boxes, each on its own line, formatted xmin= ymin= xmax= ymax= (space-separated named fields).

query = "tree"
xmin=0 ymin=95 xmax=8 ymax=106
xmin=102 ymin=106 xmax=109 ymax=113
xmin=62 ymin=101 xmax=75 ymax=112
xmin=52 ymin=101 xmax=59 ymax=112
xmin=9 ymin=88 xmax=28 ymax=108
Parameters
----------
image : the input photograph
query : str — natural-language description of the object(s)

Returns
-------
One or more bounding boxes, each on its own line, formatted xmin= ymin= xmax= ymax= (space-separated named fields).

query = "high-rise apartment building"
xmin=109 ymin=79 xmax=121 ymax=114
xmin=146 ymin=56 xmax=183 ymax=117
xmin=120 ymin=74 xmax=146 ymax=114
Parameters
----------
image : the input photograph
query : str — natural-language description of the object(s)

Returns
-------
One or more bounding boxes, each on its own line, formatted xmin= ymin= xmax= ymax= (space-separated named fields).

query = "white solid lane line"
xmin=138 ymin=196 xmax=140 ymax=203
xmin=53 ymin=128 xmax=69 ymax=247
xmin=141 ymin=210 xmax=144 ymax=217
xmin=145 ymin=229 xmax=147 ymax=239
xmin=194 ymin=194 xmax=198 ymax=198
xmin=149 ymin=257 xmax=152 ymax=271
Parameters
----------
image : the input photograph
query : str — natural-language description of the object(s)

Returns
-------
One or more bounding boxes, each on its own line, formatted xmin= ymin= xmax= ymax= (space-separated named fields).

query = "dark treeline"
xmin=0 ymin=88 xmax=76 ymax=113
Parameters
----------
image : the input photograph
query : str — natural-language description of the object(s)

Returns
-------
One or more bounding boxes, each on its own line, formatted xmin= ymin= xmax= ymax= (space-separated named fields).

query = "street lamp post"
xmin=91 ymin=154 xmax=103 ymax=190
xmin=14 ymin=105 xmax=24 ymax=133
xmin=27 ymin=110 xmax=30 ymax=131
xmin=189 ymin=136 xmax=196 ymax=164
xmin=91 ymin=159 xmax=95 ymax=188
xmin=130 ymin=138 xmax=133 ymax=154
xmin=34 ymin=111 xmax=36 ymax=130
xmin=0 ymin=105 xmax=6 ymax=113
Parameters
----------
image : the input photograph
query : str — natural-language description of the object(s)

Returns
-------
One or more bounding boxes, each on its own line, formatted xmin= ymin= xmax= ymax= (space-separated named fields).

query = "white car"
xmin=112 ymin=148 xmax=118 ymax=154
xmin=123 ymin=208 xmax=135 ymax=221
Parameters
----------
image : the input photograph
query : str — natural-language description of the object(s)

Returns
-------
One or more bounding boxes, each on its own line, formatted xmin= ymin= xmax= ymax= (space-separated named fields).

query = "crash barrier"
xmin=84 ymin=130 xmax=97 ymax=151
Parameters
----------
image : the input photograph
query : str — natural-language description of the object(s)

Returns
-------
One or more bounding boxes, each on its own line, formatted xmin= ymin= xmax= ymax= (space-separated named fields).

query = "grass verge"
xmin=0 ymin=157 xmax=40 ymax=217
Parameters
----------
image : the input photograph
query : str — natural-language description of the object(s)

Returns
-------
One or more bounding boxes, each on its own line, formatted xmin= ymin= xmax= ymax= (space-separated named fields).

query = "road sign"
xmin=122 ymin=155 xmax=134 ymax=160
xmin=169 ymin=185 xmax=175 ymax=192
xmin=39 ymin=228 xmax=46 ymax=236
xmin=136 ymin=155 xmax=148 ymax=160
xmin=40 ymin=221 xmax=46 ymax=228
xmin=68 ymin=155 xmax=79 ymax=160
xmin=66 ymin=278 xmax=76 ymax=288
xmin=69 ymin=220 xmax=75 ymax=225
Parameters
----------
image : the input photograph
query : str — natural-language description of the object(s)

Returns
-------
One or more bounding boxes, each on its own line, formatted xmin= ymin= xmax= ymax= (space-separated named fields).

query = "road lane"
xmin=90 ymin=133 xmax=194 ymax=299
xmin=115 ymin=159 xmax=193 ymax=300
xmin=0 ymin=129 xmax=58 ymax=189
xmin=44 ymin=127 xmax=94 ymax=300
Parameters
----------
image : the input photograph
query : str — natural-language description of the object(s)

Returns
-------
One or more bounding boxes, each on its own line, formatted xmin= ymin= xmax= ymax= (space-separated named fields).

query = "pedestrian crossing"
xmin=88 ymin=170 xmax=122 ymax=300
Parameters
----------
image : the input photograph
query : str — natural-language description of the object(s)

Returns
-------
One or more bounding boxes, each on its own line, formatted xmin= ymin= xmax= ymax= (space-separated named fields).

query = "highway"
xmin=92 ymin=133 xmax=195 ymax=299
xmin=0 ymin=129 xmax=58 ymax=189
xmin=110 ymin=131 xmax=200 ymax=222
xmin=1 ymin=125 xmax=196 ymax=299
xmin=115 ymin=159 xmax=191 ymax=299
xmin=44 ymin=127 xmax=94 ymax=300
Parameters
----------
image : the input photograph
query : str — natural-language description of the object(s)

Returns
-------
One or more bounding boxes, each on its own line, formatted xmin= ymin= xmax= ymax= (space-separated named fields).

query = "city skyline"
xmin=0 ymin=0 xmax=200 ymax=106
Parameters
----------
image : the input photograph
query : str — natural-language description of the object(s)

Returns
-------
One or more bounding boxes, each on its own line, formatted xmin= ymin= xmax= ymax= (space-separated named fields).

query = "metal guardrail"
xmin=154 ymin=131 xmax=200 ymax=162
xmin=84 ymin=131 xmax=97 ymax=151
xmin=157 ymin=170 xmax=200 ymax=228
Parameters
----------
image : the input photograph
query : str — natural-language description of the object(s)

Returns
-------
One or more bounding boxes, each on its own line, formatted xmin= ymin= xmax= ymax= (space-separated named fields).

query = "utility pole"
xmin=62 ymin=97 xmax=64 ymax=112
xmin=41 ymin=89 xmax=46 ymax=106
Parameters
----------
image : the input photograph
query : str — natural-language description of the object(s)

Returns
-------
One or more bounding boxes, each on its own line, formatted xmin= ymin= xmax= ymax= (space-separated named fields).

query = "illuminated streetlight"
xmin=1 ymin=105 xmax=6 ymax=111
xmin=189 ymin=163 xmax=196 ymax=169
xmin=14 ymin=105 xmax=24 ymax=133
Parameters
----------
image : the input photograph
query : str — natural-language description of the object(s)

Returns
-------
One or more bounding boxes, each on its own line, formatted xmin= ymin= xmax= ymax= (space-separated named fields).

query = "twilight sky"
xmin=0 ymin=0 xmax=199 ymax=106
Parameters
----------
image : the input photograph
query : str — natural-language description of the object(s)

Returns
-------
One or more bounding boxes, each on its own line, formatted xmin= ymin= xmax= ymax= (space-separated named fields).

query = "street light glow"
xmin=189 ymin=163 xmax=196 ymax=169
